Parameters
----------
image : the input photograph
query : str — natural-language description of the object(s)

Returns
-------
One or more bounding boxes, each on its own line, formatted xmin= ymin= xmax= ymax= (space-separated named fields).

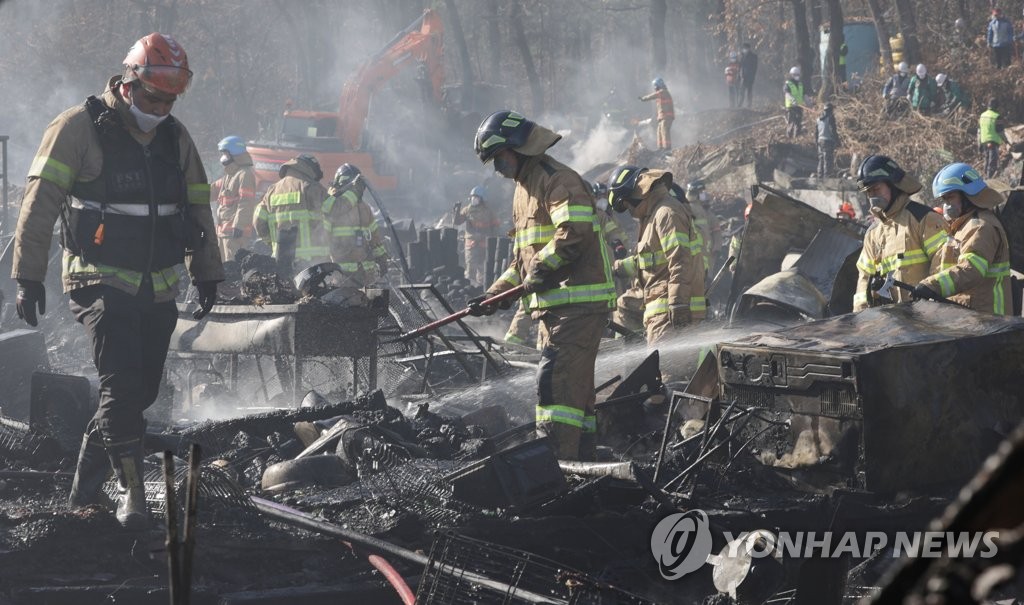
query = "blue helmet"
xmin=652 ymin=77 xmax=666 ymax=90
xmin=469 ymin=186 xmax=486 ymax=200
xmin=932 ymin=163 xmax=986 ymax=197
xmin=218 ymin=136 xmax=246 ymax=156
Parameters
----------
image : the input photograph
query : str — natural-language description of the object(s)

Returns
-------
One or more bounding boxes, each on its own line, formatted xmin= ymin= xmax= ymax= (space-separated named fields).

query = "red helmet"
xmin=122 ymin=33 xmax=192 ymax=95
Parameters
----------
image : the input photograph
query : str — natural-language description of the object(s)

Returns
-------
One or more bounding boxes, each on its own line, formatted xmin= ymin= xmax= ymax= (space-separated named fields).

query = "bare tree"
xmin=484 ymin=0 xmax=502 ymax=79
xmin=892 ymin=0 xmax=920 ymax=64
xmin=821 ymin=0 xmax=844 ymax=99
xmin=867 ymin=0 xmax=894 ymax=72
xmin=509 ymin=0 xmax=543 ymax=114
xmin=650 ymin=0 xmax=667 ymax=75
xmin=791 ymin=0 xmax=814 ymax=93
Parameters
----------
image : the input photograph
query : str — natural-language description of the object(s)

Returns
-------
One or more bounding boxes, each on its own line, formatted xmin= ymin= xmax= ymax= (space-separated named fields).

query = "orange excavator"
xmin=246 ymin=9 xmax=444 ymax=193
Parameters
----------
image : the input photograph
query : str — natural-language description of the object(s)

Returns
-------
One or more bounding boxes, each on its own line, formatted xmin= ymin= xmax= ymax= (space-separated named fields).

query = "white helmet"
xmin=897 ymin=61 xmax=909 ymax=74
xmin=916 ymin=63 xmax=927 ymax=78
xmin=789 ymin=66 xmax=801 ymax=78
xmin=935 ymin=73 xmax=948 ymax=86
xmin=955 ymin=18 xmax=966 ymax=29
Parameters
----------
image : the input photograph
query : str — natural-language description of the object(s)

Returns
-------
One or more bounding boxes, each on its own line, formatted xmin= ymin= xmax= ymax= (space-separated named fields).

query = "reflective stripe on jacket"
xmin=486 ymin=154 xmax=615 ymax=313
xmin=12 ymin=76 xmax=222 ymax=302
xmin=253 ymin=174 xmax=329 ymax=262
xmin=919 ymin=209 xmax=1011 ymax=314
xmin=322 ymin=188 xmax=387 ymax=269
xmin=853 ymin=194 xmax=948 ymax=311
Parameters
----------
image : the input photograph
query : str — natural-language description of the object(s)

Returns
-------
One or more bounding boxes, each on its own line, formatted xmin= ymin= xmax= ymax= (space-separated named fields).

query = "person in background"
xmin=978 ymin=98 xmax=1007 ymax=179
xmin=214 ymin=136 xmax=257 ymax=262
xmin=816 ymin=103 xmax=840 ymax=179
xmin=739 ymin=43 xmax=759 ymax=108
xmin=639 ymin=78 xmax=675 ymax=151
xmin=784 ymin=66 xmax=805 ymax=138
xmin=988 ymin=8 xmax=1015 ymax=68
xmin=453 ymin=186 xmax=500 ymax=286
xmin=725 ymin=52 xmax=742 ymax=109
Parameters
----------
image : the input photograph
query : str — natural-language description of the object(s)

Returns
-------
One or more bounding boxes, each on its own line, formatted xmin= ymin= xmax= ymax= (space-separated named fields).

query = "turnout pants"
xmin=656 ymin=117 xmax=673 ymax=150
xmin=536 ymin=309 xmax=606 ymax=461
xmin=504 ymin=300 xmax=536 ymax=347
xmin=464 ymin=240 xmax=487 ymax=286
xmin=70 ymin=281 xmax=179 ymax=445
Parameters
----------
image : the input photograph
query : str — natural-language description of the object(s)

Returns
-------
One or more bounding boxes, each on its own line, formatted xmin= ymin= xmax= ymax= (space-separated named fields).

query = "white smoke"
xmin=564 ymin=115 xmax=631 ymax=174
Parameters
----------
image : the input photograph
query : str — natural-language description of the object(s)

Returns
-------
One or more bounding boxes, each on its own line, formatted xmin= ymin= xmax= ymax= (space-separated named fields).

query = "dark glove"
xmin=193 ymin=281 xmax=219 ymax=320
xmin=467 ymin=294 xmax=497 ymax=317
xmin=912 ymin=284 xmax=940 ymax=301
xmin=611 ymin=239 xmax=627 ymax=260
xmin=15 ymin=280 xmax=45 ymax=327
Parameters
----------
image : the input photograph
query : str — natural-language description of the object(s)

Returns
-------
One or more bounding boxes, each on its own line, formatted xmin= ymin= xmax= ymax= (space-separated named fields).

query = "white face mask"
xmin=128 ymin=102 xmax=169 ymax=133
xmin=869 ymin=196 xmax=888 ymax=209
xmin=942 ymin=202 xmax=961 ymax=220
xmin=220 ymin=153 xmax=233 ymax=166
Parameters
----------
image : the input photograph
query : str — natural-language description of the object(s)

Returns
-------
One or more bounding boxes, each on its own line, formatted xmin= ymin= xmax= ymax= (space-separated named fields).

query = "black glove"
xmin=15 ymin=280 xmax=45 ymax=327
xmin=467 ymin=294 xmax=497 ymax=316
xmin=193 ymin=281 xmax=219 ymax=320
xmin=612 ymin=239 xmax=627 ymax=260
xmin=912 ymin=284 xmax=940 ymax=301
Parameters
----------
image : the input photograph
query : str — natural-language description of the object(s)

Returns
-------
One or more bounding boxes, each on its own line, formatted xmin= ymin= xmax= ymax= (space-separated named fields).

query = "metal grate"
xmin=0 ymin=416 xmax=60 ymax=462
xmin=103 ymin=460 xmax=255 ymax=521
xmin=726 ymin=385 xmax=776 ymax=409
xmin=819 ymin=385 xmax=860 ymax=418
xmin=417 ymin=531 xmax=653 ymax=605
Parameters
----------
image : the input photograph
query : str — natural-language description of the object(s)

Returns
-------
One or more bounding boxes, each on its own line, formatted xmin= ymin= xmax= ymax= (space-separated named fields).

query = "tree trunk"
xmin=650 ymin=0 xmax=667 ymax=75
xmin=484 ymin=0 xmax=502 ymax=79
xmin=867 ymin=0 xmax=894 ymax=73
xmin=510 ymin=1 xmax=543 ymax=115
xmin=442 ymin=0 xmax=474 ymax=110
xmin=791 ymin=0 xmax=814 ymax=95
xmin=892 ymin=0 xmax=920 ymax=65
xmin=821 ymin=0 xmax=844 ymax=99
xmin=810 ymin=0 xmax=823 ymax=81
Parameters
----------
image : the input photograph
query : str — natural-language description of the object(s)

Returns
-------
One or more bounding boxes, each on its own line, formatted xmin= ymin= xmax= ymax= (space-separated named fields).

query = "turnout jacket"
xmin=487 ymin=153 xmax=615 ymax=315
xmin=616 ymin=172 xmax=706 ymax=324
xmin=12 ymin=76 xmax=222 ymax=302
xmin=919 ymin=209 xmax=1011 ymax=314
xmin=854 ymin=193 xmax=948 ymax=311
xmin=253 ymin=161 xmax=329 ymax=263
xmin=215 ymin=152 xmax=257 ymax=236
xmin=322 ymin=185 xmax=387 ymax=272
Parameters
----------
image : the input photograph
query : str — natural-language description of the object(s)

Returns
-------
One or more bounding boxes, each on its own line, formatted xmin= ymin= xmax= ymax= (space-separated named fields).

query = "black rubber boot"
xmin=105 ymin=439 xmax=149 ymax=530
xmin=68 ymin=426 xmax=112 ymax=507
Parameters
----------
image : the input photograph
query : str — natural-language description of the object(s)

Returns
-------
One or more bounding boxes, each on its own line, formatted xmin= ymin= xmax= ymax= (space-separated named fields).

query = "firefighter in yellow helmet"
xmin=915 ymin=163 xmax=1011 ymax=314
xmin=608 ymin=166 xmax=706 ymax=344
xmin=322 ymin=163 xmax=389 ymax=287
xmin=470 ymin=110 xmax=616 ymax=461
xmin=853 ymin=155 xmax=948 ymax=311
xmin=252 ymin=154 xmax=330 ymax=274
xmin=214 ymin=136 xmax=257 ymax=262
xmin=11 ymin=33 xmax=223 ymax=529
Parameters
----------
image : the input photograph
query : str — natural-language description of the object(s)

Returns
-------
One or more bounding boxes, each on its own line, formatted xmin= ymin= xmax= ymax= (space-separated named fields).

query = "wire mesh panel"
xmin=417 ymin=531 xmax=654 ymax=605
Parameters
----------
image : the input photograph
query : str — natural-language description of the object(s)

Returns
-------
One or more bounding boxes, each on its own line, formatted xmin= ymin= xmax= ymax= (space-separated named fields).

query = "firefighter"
xmin=11 ymin=33 xmax=223 ymax=529
xmin=453 ymin=186 xmax=500 ymax=286
xmin=784 ymin=66 xmax=805 ymax=138
xmin=917 ymin=163 xmax=1011 ymax=314
xmin=214 ymin=136 xmax=257 ymax=262
xmin=683 ymin=179 xmax=722 ymax=273
xmin=470 ymin=110 xmax=616 ymax=460
xmin=609 ymin=166 xmax=706 ymax=345
xmin=978 ymin=98 xmax=1006 ymax=179
xmin=252 ymin=154 xmax=329 ymax=275
xmin=639 ymin=78 xmax=675 ymax=151
xmin=322 ymin=163 xmax=389 ymax=287
xmin=853 ymin=155 xmax=948 ymax=311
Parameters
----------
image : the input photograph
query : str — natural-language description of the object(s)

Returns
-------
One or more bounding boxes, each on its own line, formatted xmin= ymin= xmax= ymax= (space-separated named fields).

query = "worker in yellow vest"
xmin=978 ymin=98 xmax=1006 ymax=178
xmin=784 ymin=66 xmax=805 ymax=138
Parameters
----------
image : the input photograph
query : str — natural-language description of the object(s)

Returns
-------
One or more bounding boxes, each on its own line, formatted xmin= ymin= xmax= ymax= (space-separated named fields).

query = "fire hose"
xmin=390 ymin=284 xmax=527 ymax=343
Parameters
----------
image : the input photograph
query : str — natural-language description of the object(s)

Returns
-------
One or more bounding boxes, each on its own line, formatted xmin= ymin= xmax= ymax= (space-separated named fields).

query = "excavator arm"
xmin=337 ymin=9 xmax=444 ymax=150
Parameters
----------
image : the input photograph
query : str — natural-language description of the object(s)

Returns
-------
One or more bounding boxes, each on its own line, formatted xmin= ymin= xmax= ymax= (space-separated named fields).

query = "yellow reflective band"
xmin=30 ymin=156 xmax=75 ymax=190
xmin=660 ymin=231 xmax=691 ymax=252
xmin=331 ymin=226 xmax=371 ymax=237
xmin=637 ymin=250 xmax=667 ymax=270
xmin=962 ymin=252 xmax=989 ymax=275
xmin=498 ymin=265 xmax=522 ymax=287
xmin=188 ymin=183 xmax=211 ymax=205
xmin=550 ymin=204 xmax=595 ymax=225
xmin=527 ymin=282 xmax=616 ymax=309
xmin=372 ymin=245 xmax=388 ymax=258
xmin=691 ymin=296 xmax=707 ymax=311
xmin=63 ymin=255 xmax=180 ymax=292
xmin=936 ymin=271 xmax=956 ymax=298
xmin=270 ymin=191 xmax=302 ymax=207
xmin=536 ymin=405 xmax=585 ymax=429
xmin=619 ymin=256 xmax=637 ymax=277
xmin=923 ymin=231 xmax=949 ymax=256
xmin=873 ymin=249 xmax=927 ymax=274
xmin=367 ymin=221 xmax=380 ymax=233
xmin=583 ymin=415 xmax=597 ymax=434
xmin=514 ymin=225 xmax=556 ymax=251
xmin=644 ymin=297 xmax=669 ymax=321
xmin=534 ymin=241 xmax=566 ymax=270
xmin=481 ymin=134 xmax=506 ymax=149
xmin=321 ymin=195 xmax=337 ymax=214
xmin=504 ymin=333 xmax=527 ymax=346
xmin=994 ymin=281 xmax=1006 ymax=315
xmin=987 ymin=262 xmax=1011 ymax=277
